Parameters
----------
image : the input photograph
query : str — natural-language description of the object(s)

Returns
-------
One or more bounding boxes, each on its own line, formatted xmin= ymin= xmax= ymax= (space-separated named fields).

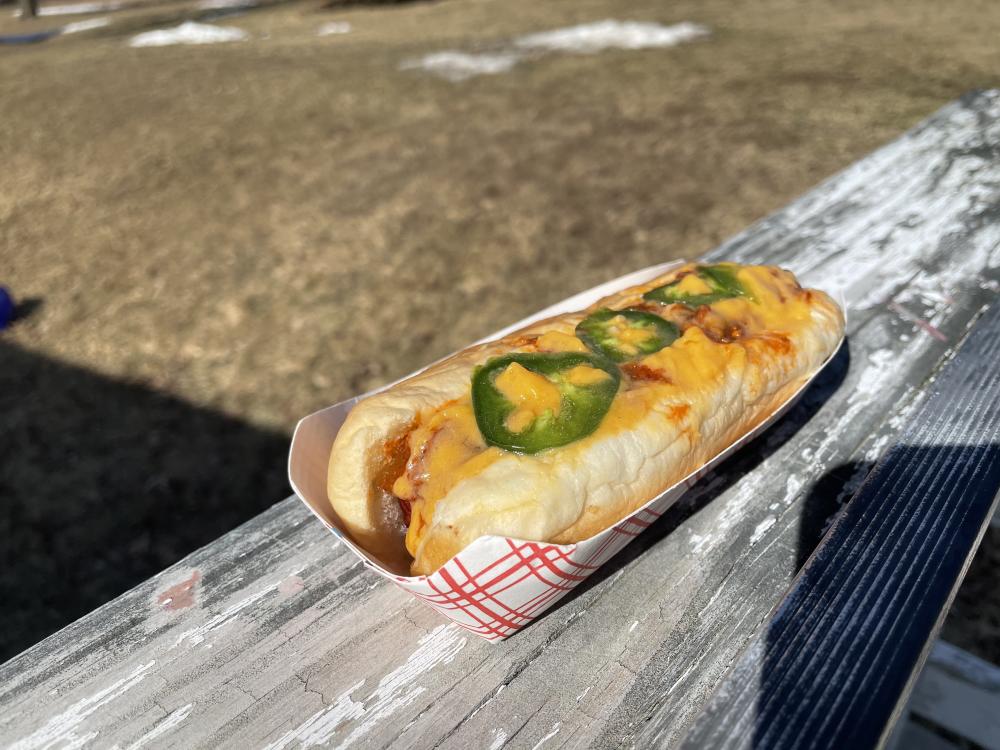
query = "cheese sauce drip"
xmin=392 ymin=402 xmax=502 ymax=557
xmin=386 ymin=264 xmax=817 ymax=556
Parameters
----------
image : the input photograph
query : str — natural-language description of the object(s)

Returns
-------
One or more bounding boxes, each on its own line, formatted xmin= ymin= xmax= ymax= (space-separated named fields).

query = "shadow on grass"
xmin=0 ymin=341 xmax=290 ymax=663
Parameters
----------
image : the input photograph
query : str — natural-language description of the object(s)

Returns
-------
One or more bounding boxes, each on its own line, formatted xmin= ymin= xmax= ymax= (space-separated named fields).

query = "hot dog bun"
xmin=327 ymin=263 xmax=844 ymax=575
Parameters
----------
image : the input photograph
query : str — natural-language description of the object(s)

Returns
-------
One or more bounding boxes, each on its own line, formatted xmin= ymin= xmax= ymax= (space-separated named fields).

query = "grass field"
xmin=2 ymin=0 xmax=1000 ymax=660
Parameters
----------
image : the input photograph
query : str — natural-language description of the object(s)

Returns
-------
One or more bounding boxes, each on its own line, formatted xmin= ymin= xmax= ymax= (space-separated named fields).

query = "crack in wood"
xmin=295 ymin=673 xmax=328 ymax=708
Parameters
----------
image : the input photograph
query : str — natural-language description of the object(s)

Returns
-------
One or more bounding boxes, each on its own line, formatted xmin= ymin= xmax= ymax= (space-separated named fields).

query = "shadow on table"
xmin=750 ymin=440 xmax=1000 ymax=749
xmin=530 ymin=338 xmax=853 ymax=629
xmin=672 ymin=443 xmax=1000 ymax=748
xmin=0 ymin=341 xmax=291 ymax=663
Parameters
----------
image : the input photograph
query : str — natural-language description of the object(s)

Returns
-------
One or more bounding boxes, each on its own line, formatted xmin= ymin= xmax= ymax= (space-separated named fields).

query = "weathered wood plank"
xmin=676 ymin=300 xmax=1000 ymax=750
xmin=2 ymin=90 xmax=1000 ymax=750
xmin=908 ymin=641 xmax=1000 ymax=750
xmin=890 ymin=721 xmax=959 ymax=750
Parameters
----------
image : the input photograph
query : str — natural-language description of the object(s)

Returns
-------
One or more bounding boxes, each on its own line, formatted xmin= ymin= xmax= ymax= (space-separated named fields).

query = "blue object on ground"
xmin=0 ymin=29 xmax=61 ymax=44
xmin=0 ymin=287 xmax=14 ymax=329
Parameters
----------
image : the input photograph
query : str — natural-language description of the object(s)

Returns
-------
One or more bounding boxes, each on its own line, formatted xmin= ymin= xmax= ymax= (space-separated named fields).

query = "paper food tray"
xmin=288 ymin=260 xmax=842 ymax=641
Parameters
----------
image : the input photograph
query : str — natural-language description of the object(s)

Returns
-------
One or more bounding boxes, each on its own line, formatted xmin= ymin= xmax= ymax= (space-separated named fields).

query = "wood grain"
xmin=677 ymin=301 xmax=1000 ymax=750
xmin=2 ymin=89 xmax=1000 ymax=750
xmin=908 ymin=641 xmax=1000 ymax=750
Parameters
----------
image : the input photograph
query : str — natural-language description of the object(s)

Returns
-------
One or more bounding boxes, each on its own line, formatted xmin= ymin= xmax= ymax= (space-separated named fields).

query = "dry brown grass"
xmin=2 ymin=0 xmax=1000 ymax=659
xmin=5 ymin=0 xmax=999 ymax=423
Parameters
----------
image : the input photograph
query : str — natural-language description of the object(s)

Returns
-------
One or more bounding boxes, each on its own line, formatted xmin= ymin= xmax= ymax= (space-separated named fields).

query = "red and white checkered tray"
xmin=288 ymin=261 xmax=841 ymax=641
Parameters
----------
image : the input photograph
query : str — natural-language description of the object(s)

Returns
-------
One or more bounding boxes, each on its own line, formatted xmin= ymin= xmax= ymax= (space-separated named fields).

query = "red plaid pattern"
xmin=371 ymin=391 xmax=804 ymax=641
xmin=381 ymin=499 xmax=676 ymax=640
xmin=293 ymin=320 xmax=820 ymax=642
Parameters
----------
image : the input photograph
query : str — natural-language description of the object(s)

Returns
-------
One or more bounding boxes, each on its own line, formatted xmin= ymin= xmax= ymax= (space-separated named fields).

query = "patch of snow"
xmin=61 ymin=16 xmax=108 ymax=32
xmin=317 ymin=21 xmax=350 ymax=36
xmin=403 ymin=19 xmax=708 ymax=82
xmin=197 ymin=0 xmax=256 ymax=8
xmin=516 ymin=20 xmax=709 ymax=54
xmin=129 ymin=21 xmax=248 ymax=47
xmin=401 ymin=50 xmax=522 ymax=82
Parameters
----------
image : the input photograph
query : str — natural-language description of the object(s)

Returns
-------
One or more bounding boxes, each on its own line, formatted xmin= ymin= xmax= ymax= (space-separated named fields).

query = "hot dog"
xmin=327 ymin=263 xmax=844 ymax=575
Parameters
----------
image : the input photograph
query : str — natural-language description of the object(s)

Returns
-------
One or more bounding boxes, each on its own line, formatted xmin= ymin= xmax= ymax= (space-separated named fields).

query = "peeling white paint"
xmin=263 ymin=625 xmax=466 ymax=749
xmin=262 ymin=681 xmax=366 ymax=750
xmin=171 ymin=585 xmax=274 ymax=649
xmin=749 ymin=516 xmax=776 ymax=546
xmin=9 ymin=661 xmax=156 ymax=750
xmin=120 ymin=703 xmax=193 ymax=750
xmin=667 ymin=661 xmax=697 ymax=696
xmin=489 ymin=728 xmax=508 ymax=750
xmin=530 ymin=722 xmax=561 ymax=750
xmin=689 ymin=531 xmax=708 ymax=553
xmin=338 ymin=625 xmax=466 ymax=747
xmin=468 ymin=683 xmax=505 ymax=721
xmin=778 ymin=116 xmax=1000 ymax=317
xmin=783 ymin=475 xmax=805 ymax=507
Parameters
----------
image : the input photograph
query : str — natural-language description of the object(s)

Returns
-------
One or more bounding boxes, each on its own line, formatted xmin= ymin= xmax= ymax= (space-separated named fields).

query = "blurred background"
xmin=2 ymin=0 xmax=999 ymax=667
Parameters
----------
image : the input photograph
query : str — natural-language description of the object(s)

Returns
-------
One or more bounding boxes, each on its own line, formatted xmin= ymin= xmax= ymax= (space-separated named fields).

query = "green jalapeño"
xmin=472 ymin=352 xmax=620 ymax=454
xmin=576 ymin=308 xmax=680 ymax=363
xmin=643 ymin=264 xmax=752 ymax=307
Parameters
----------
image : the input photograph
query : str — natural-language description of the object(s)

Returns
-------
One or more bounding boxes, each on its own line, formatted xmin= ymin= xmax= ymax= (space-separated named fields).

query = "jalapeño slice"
xmin=643 ymin=264 xmax=752 ymax=307
xmin=576 ymin=308 xmax=679 ymax=363
xmin=472 ymin=352 xmax=620 ymax=454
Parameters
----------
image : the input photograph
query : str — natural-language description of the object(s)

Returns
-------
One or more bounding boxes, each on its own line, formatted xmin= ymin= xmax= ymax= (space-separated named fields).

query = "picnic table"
xmin=3 ymin=90 xmax=1000 ymax=750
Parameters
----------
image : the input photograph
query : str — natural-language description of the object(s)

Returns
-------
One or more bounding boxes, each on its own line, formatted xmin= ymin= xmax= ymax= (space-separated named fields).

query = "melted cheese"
xmin=393 ymin=263 xmax=822 ymax=556
xmin=536 ymin=330 xmax=589 ymax=353
xmin=605 ymin=315 xmax=655 ymax=356
xmin=495 ymin=362 xmax=563 ymax=432
xmin=673 ymin=273 xmax=713 ymax=296
xmin=642 ymin=327 xmax=739 ymax=391
xmin=564 ymin=364 xmax=612 ymax=387
xmin=617 ymin=325 xmax=655 ymax=346
xmin=592 ymin=385 xmax=661 ymax=435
